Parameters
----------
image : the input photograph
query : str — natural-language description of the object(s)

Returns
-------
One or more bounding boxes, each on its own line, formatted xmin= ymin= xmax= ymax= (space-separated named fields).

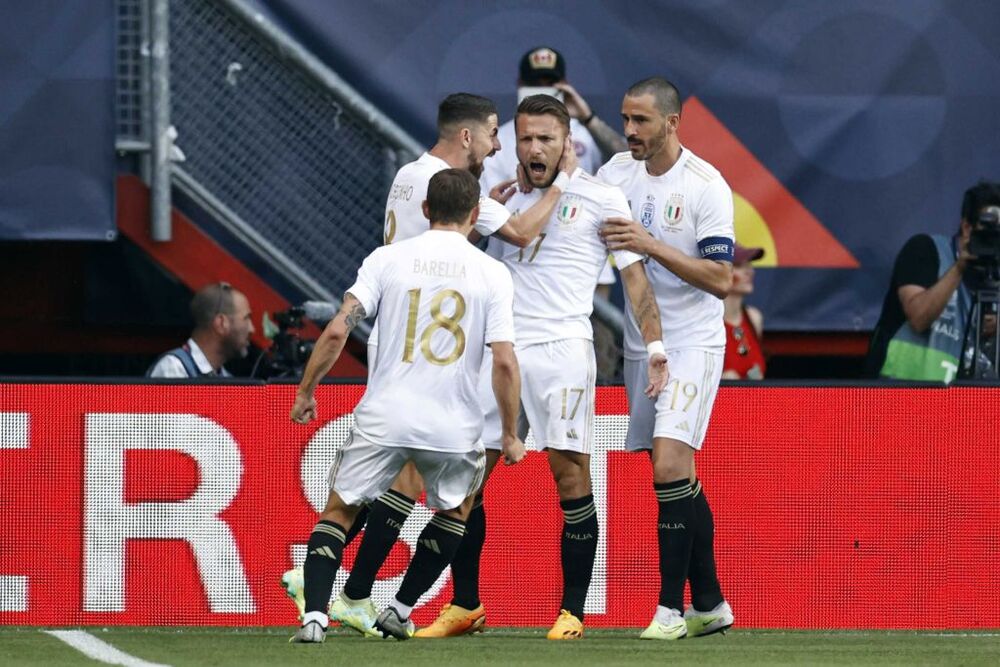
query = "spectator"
xmin=147 ymin=282 xmax=255 ymax=378
xmin=865 ymin=181 xmax=1000 ymax=381
xmin=722 ymin=244 xmax=766 ymax=380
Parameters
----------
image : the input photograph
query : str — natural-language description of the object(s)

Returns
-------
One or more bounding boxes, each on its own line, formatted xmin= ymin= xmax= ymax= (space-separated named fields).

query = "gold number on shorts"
xmin=402 ymin=288 xmax=467 ymax=366
xmin=666 ymin=378 xmax=699 ymax=411
xmin=517 ymin=233 xmax=547 ymax=263
xmin=384 ymin=210 xmax=397 ymax=244
xmin=560 ymin=387 xmax=585 ymax=420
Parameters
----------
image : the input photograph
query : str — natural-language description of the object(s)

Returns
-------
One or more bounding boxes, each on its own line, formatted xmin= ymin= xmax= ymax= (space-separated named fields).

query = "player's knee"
xmin=552 ymin=466 xmax=591 ymax=500
xmin=651 ymin=459 xmax=690 ymax=485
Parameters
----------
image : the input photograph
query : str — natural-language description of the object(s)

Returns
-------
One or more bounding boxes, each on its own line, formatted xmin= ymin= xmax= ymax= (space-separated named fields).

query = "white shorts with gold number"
xmin=480 ymin=338 xmax=596 ymax=454
xmin=623 ymin=349 xmax=723 ymax=451
xmin=329 ymin=429 xmax=486 ymax=510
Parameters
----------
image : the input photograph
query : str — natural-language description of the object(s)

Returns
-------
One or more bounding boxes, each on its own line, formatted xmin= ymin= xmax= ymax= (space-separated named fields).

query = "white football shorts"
xmin=623 ymin=349 xmax=723 ymax=451
xmin=329 ymin=429 xmax=485 ymax=510
xmin=480 ymin=338 xmax=596 ymax=454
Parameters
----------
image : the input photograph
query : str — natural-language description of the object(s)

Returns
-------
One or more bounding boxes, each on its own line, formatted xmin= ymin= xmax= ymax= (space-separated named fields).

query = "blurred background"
xmin=2 ymin=0 xmax=998 ymax=380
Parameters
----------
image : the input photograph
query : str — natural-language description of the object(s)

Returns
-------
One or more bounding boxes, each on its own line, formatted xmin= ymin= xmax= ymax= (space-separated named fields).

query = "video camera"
xmin=254 ymin=306 xmax=316 ymax=379
xmin=968 ymin=205 xmax=1000 ymax=271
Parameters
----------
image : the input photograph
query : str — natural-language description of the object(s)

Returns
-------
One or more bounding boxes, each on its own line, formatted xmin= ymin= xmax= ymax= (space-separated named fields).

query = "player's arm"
xmin=553 ymin=81 xmax=627 ymax=159
xmin=492 ymin=137 xmax=579 ymax=248
xmin=490 ymin=341 xmax=526 ymax=464
xmin=619 ymin=262 xmax=668 ymax=398
xmin=290 ymin=294 xmax=366 ymax=424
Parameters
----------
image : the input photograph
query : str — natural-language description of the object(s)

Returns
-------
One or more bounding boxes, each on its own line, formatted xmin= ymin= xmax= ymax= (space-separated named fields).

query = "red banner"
xmin=0 ymin=383 xmax=997 ymax=629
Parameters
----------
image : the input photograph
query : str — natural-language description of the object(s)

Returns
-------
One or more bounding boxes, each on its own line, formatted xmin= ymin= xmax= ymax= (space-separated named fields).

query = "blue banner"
xmin=259 ymin=0 xmax=1000 ymax=330
xmin=0 ymin=3 xmax=116 ymax=241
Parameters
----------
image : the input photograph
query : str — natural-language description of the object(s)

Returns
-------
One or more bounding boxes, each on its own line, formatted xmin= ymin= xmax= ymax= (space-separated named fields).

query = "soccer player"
xmin=417 ymin=95 xmax=667 ymax=640
xmin=281 ymin=93 xmax=576 ymax=633
xmin=597 ymin=77 xmax=736 ymax=640
xmin=288 ymin=169 xmax=524 ymax=643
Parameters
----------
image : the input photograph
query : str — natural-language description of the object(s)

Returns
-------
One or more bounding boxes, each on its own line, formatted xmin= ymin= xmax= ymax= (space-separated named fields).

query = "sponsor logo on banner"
xmin=556 ymin=194 xmax=583 ymax=226
xmin=664 ymin=193 xmax=684 ymax=228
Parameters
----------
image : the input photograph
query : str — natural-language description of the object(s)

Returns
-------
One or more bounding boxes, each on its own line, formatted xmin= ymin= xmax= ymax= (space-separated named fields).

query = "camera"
xmin=255 ymin=306 xmax=316 ymax=379
xmin=968 ymin=205 xmax=1000 ymax=269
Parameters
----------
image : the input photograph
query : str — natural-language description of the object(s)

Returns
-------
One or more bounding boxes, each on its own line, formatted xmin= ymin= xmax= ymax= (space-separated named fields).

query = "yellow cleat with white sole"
xmin=684 ymin=600 xmax=734 ymax=637
xmin=546 ymin=609 xmax=584 ymax=640
xmin=639 ymin=607 xmax=688 ymax=640
xmin=414 ymin=603 xmax=486 ymax=638
xmin=280 ymin=567 xmax=305 ymax=620
xmin=328 ymin=593 xmax=382 ymax=637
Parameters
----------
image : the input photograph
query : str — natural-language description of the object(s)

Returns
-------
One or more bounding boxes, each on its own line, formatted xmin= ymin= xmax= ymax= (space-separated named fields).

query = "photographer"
xmin=866 ymin=182 xmax=1000 ymax=381
xmin=147 ymin=282 xmax=255 ymax=378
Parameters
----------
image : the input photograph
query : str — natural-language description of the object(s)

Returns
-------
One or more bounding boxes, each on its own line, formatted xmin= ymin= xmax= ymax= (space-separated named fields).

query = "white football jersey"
xmin=384 ymin=152 xmax=509 ymax=244
xmin=485 ymin=168 xmax=642 ymax=347
xmin=371 ymin=152 xmax=510 ymax=347
xmin=348 ymin=229 xmax=515 ymax=452
xmin=482 ymin=118 xmax=615 ymax=286
xmin=597 ymin=147 xmax=735 ymax=357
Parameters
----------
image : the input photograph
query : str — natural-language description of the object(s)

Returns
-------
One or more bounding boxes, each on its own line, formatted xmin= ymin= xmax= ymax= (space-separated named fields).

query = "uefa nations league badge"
xmin=640 ymin=195 xmax=655 ymax=228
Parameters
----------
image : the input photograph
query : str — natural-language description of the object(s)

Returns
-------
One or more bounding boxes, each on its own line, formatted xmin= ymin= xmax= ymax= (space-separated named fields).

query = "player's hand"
xmin=645 ymin=353 xmax=668 ymax=398
xmin=557 ymin=135 xmax=578 ymax=177
xmin=957 ymin=232 xmax=977 ymax=272
xmin=290 ymin=393 xmax=317 ymax=424
xmin=501 ymin=435 xmax=526 ymax=465
xmin=601 ymin=217 xmax=654 ymax=255
xmin=553 ymin=81 xmax=592 ymax=122
xmin=490 ymin=177 xmax=518 ymax=204
xmin=515 ymin=163 xmax=533 ymax=194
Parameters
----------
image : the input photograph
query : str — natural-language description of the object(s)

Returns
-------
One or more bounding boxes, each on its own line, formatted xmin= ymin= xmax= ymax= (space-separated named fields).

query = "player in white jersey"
xmin=417 ymin=95 xmax=667 ymax=641
xmin=292 ymin=94 xmax=579 ymax=633
xmin=481 ymin=46 xmax=628 ymax=290
xmin=597 ymin=77 xmax=736 ymax=640
xmin=288 ymin=169 xmax=525 ymax=643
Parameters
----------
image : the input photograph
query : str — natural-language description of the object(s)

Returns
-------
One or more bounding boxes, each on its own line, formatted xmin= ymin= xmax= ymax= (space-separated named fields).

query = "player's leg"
xmin=415 ymin=447 xmax=505 ymax=638
xmin=375 ymin=448 xmax=486 ymax=639
xmin=546 ymin=448 xmax=595 ymax=640
xmin=291 ymin=433 xmax=406 ymax=642
xmin=525 ymin=339 xmax=597 ymax=640
xmin=685 ymin=469 xmax=733 ymax=636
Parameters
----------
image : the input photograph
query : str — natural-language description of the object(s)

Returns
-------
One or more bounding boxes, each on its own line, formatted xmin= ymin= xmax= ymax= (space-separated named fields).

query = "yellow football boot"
xmin=546 ymin=609 xmax=584 ymax=640
xmin=414 ymin=603 xmax=486 ymax=638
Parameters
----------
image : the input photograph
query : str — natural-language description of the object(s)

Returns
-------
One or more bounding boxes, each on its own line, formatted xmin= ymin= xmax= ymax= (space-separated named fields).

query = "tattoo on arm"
xmin=636 ymin=282 xmax=661 ymax=340
xmin=586 ymin=116 xmax=628 ymax=160
xmin=344 ymin=302 xmax=366 ymax=333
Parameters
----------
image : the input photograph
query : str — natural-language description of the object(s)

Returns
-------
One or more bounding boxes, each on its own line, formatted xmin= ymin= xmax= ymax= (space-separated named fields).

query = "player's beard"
xmin=467 ymin=153 xmax=485 ymax=179
xmin=629 ymin=128 xmax=667 ymax=162
xmin=521 ymin=160 xmax=559 ymax=189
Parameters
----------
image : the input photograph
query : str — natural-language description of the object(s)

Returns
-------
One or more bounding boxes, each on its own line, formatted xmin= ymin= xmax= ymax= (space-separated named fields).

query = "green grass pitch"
xmin=2 ymin=627 xmax=998 ymax=666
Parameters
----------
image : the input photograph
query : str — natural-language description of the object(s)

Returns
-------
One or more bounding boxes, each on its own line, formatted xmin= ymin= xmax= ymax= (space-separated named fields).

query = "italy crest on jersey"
xmin=556 ymin=194 xmax=583 ymax=226
xmin=664 ymin=193 xmax=684 ymax=227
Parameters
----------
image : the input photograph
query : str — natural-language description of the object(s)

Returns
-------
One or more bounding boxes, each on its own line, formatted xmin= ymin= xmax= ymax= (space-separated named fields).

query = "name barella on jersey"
xmin=485 ymin=168 xmax=642 ymax=346
xmin=597 ymin=147 xmax=734 ymax=358
xmin=348 ymin=229 xmax=515 ymax=453
xmin=371 ymin=152 xmax=511 ymax=348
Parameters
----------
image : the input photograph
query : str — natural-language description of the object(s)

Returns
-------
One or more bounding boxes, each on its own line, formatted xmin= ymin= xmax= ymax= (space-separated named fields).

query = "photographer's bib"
xmin=880 ymin=235 xmax=970 ymax=382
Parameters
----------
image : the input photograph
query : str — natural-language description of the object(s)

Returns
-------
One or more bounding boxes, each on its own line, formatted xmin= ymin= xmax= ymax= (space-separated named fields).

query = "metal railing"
xmin=114 ymin=0 xmax=625 ymax=374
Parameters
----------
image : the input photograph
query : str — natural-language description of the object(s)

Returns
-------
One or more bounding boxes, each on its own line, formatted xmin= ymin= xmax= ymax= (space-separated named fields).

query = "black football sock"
xmin=655 ymin=479 xmax=695 ymax=611
xmin=450 ymin=495 xmax=486 ymax=610
xmin=688 ymin=479 xmax=724 ymax=611
xmin=343 ymin=503 xmax=370 ymax=546
xmin=559 ymin=494 xmax=598 ymax=620
xmin=303 ymin=520 xmax=346 ymax=614
xmin=342 ymin=490 xmax=414 ymax=600
xmin=395 ymin=513 xmax=467 ymax=608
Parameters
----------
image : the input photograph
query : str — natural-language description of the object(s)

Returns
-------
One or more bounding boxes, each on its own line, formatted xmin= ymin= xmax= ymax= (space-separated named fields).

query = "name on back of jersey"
xmin=413 ymin=258 xmax=467 ymax=279
xmin=389 ymin=182 xmax=414 ymax=203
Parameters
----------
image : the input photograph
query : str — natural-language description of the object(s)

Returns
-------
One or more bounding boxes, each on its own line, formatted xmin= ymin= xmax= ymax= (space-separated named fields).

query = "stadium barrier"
xmin=1 ymin=382 xmax=997 ymax=629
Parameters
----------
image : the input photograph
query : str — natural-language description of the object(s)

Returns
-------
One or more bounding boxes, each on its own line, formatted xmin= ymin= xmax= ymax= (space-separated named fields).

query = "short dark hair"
xmin=515 ymin=94 xmax=571 ymax=133
xmin=961 ymin=181 xmax=1000 ymax=224
xmin=191 ymin=282 xmax=234 ymax=330
xmin=437 ymin=93 xmax=498 ymax=136
xmin=427 ymin=169 xmax=481 ymax=224
xmin=626 ymin=77 xmax=682 ymax=116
